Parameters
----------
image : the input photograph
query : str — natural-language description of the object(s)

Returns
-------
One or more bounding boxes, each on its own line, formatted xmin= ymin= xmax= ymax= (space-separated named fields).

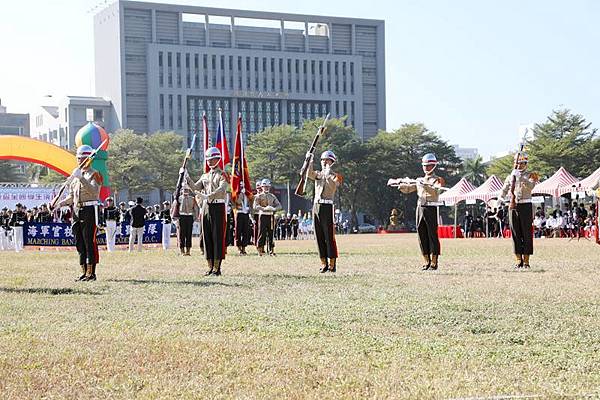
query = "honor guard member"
xmin=394 ymin=153 xmax=445 ymax=271
xmin=103 ymin=197 xmax=120 ymax=252
xmin=306 ymin=150 xmax=342 ymax=272
xmin=36 ymin=204 xmax=52 ymax=223
xmin=234 ymin=191 xmax=252 ymax=255
xmin=185 ymin=147 xmax=228 ymax=275
xmin=53 ymin=145 xmax=102 ymax=281
xmin=252 ymin=180 xmax=263 ymax=248
xmin=128 ymin=197 xmax=147 ymax=252
xmin=253 ymin=179 xmax=282 ymax=256
xmin=0 ymin=207 xmax=9 ymax=250
xmin=500 ymin=152 xmax=539 ymax=268
xmin=9 ymin=203 xmax=27 ymax=252
xmin=176 ymin=185 xmax=197 ymax=256
xmin=159 ymin=201 xmax=173 ymax=250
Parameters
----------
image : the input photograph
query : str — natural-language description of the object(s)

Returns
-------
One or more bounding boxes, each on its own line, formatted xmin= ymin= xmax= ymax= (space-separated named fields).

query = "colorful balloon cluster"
xmin=75 ymin=122 xmax=111 ymax=200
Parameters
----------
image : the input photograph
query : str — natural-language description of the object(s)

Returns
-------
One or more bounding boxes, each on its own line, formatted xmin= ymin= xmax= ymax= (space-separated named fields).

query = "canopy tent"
xmin=440 ymin=177 xmax=481 ymax=238
xmin=532 ymin=167 xmax=579 ymax=197
xmin=462 ymin=175 xmax=504 ymax=203
xmin=573 ymin=166 xmax=600 ymax=193
xmin=439 ymin=177 xmax=477 ymax=205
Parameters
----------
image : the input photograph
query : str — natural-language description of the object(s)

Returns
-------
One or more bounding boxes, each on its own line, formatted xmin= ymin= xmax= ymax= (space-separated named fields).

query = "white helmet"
xmin=261 ymin=178 xmax=272 ymax=187
xmin=76 ymin=144 xmax=94 ymax=158
xmin=421 ymin=153 xmax=438 ymax=166
xmin=321 ymin=150 xmax=337 ymax=164
xmin=205 ymin=147 xmax=221 ymax=160
xmin=256 ymin=180 xmax=262 ymax=188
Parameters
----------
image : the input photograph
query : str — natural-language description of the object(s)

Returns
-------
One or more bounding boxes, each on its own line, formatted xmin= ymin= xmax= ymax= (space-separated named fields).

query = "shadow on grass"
xmin=0 ymin=287 xmax=104 ymax=295
xmin=107 ymin=278 xmax=244 ymax=287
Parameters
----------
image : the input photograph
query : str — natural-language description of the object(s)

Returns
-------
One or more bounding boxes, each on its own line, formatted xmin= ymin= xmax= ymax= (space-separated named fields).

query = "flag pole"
xmin=218 ymin=107 xmax=225 ymax=170
xmin=239 ymin=113 xmax=247 ymax=209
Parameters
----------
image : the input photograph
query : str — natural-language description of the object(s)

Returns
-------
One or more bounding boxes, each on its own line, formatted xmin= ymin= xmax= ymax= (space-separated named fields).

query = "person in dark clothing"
xmin=128 ymin=197 xmax=147 ymax=252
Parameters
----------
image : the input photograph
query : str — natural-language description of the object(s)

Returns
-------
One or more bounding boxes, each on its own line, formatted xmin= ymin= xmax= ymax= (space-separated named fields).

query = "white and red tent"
xmin=439 ymin=177 xmax=477 ymax=205
xmin=532 ymin=167 xmax=579 ymax=197
xmin=462 ymin=175 xmax=504 ymax=203
xmin=573 ymin=166 xmax=600 ymax=193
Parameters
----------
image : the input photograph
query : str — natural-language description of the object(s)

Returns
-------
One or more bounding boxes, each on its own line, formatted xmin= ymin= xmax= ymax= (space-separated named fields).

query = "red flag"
xmin=231 ymin=115 xmax=252 ymax=203
xmin=214 ymin=108 xmax=231 ymax=170
xmin=202 ymin=113 xmax=210 ymax=173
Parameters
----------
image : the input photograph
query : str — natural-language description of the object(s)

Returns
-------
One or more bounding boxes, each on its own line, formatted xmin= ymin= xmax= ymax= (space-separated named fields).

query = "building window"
xmin=176 ymin=53 xmax=181 ymax=87
xmin=168 ymin=95 xmax=173 ymax=129
xmin=159 ymin=52 xmax=163 ymax=87
xmin=185 ymin=53 xmax=190 ymax=88
xmin=177 ymin=95 xmax=182 ymax=129
xmin=159 ymin=94 xmax=164 ymax=129
xmin=167 ymin=52 xmax=172 ymax=87
xmin=194 ymin=54 xmax=199 ymax=88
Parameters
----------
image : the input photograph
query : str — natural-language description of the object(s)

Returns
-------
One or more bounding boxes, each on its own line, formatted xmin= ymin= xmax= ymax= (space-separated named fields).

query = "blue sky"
xmin=0 ymin=0 xmax=598 ymax=158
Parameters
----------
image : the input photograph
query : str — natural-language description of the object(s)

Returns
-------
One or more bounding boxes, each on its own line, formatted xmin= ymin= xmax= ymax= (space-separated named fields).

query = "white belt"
xmin=179 ymin=212 xmax=193 ymax=216
xmin=259 ymin=211 xmax=274 ymax=216
xmin=237 ymin=210 xmax=249 ymax=214
xmin=422 ymin=201 xmax=443 ymax=207
xmin=79 ymin=201 xmax=99 ymax=207
xmin=316 ymin=199 xmax=334 ymax=204
xmin=517 ymin=199 xmax=532 ymax=204
xmin=209 ymin=199 xmax=226 ymax=204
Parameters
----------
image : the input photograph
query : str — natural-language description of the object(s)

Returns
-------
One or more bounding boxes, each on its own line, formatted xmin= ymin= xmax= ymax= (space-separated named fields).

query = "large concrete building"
xmin=0 ymin=99 xmax=29 ymax=137
xmin=94 ymin=1 xmax=385 ymax=145
xmin=31 ymin=96 xmax=113 ymax=149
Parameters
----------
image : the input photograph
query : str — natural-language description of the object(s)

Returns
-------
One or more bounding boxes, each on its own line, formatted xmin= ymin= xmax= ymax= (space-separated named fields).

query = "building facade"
xmin=94 ymin=1 xmax=385 ymax=145
xmin=0 ymin=99 xmax=29 ymax=137
xmin=31 ymin=96 xmax=113 ymax=149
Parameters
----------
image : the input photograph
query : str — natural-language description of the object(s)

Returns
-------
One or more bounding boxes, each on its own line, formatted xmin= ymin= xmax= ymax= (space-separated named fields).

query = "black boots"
xmin=329 ymin=258 xmax=337 ymax=273
xmin=77 ymin=264 xmax=87 ymax=281
xmin=78 ymin=264 xmax=96 ymax=281
xmin=205 ymin=260 xmax=213 ymax=276
xmin=320 ymin=258 xmax=329 ymax=273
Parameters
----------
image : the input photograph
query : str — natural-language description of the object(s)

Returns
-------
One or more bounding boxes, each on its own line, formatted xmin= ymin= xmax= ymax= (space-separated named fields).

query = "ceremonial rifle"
xmin=171 ymin=132 xmax=198 ymax=219
xmin=295 ymin=113 xmax=330 ymax=197
xmin=387 ymin=177 xmax=450 ymax=191
xmin=49 ymin=139 xmax=108 ymax=211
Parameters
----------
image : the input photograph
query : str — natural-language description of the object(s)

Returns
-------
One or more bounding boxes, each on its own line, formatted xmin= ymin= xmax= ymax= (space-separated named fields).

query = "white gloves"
xmin=511 ymin=169 xmax=521 ymax=179
xmin=72 ymin=168 xmax=82 ymax=178
xmin=306 ymin=152 xmax=313 ymax=159
xmin=179 ymin=167 xmax=185 ymax=174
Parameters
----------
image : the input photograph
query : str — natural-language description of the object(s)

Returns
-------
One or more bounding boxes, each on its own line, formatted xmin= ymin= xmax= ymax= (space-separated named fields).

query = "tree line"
xmin=4 ymin=108 xmax=595 ymax=227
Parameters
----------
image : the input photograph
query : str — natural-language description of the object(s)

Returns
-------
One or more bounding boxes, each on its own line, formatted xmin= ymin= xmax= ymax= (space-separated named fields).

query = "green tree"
xmin=0 ymin=160 xmax=22 ymax=182
xmin=528 ymin=109 xmax=596 ymax=178
xmin=147 ymin=132 xmax=187 ymax=202
xmin=487 ymin=109 xmax=597 ymax=180
xmin=108 ymin=129 xmax=154 ymax=200
xmin=361 ymin=123 xmax=461 ymax=224
xmin=461 ymin=155 xmax=487 ymax=186
xmin=246 ymin=124 xmax=308 ymax=185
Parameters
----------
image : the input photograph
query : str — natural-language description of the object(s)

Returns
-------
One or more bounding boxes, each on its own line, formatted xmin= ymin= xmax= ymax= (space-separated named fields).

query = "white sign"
xmin=0 ymin=188 xmax=56 ymax=209
xmin=532 ymin=196 xmax=545 ymax=204
xmin=466 ymin=199 xmax=477 ymax=205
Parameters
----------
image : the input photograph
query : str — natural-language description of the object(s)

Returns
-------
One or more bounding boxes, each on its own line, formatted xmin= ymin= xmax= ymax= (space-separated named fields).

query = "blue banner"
xmin=23 ymin=221 xmax=163 ymax=247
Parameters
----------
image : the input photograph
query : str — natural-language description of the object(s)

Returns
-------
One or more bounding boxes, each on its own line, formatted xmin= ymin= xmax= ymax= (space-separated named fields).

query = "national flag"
xmin=214 ymin=108 xmax=231 ymax=170
xmin=230 ymin=114 xmax=253 ymax=204
xmin=202 ymin=113 xmax=210 ymax=173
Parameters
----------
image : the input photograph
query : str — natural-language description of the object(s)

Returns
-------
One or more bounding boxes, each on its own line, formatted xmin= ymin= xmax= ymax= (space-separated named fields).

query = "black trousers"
xmin=313 ymin=203 xmax=338 ymax=258
xmin=257 ymin=214 xmax=275 ymax=250
xmin=509 ymin=203 xmax=533 ymax=255
xmin=178 ymin=215 xmax=194 ymax=249
xmin=73 ymin=205 xmax=99 ymax=265
xmin=417 ymin=206 xmax=440 ymax=255
xmin=202 ymin=203 xmax=226 ymax=260
xmin=235 ymin=212 xmax=250 ymax=247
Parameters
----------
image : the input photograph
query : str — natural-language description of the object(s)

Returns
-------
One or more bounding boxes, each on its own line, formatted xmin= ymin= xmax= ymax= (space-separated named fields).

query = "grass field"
xmin=1 ymin=234 xmax=599 ymax=399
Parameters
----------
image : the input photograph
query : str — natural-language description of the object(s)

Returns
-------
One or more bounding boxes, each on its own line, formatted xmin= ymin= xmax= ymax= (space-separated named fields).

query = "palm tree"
xmin=461 ymin=155 xmax=487 ymax=186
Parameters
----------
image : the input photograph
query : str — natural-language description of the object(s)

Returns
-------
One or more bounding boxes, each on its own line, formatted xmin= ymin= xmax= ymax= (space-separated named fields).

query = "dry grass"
xmin=1 ymin=235 xmax=600 ymax=399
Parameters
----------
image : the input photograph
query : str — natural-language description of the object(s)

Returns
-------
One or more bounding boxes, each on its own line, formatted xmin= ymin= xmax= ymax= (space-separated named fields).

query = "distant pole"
xmin=287 ymin=180 xmax=291 ymax=214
